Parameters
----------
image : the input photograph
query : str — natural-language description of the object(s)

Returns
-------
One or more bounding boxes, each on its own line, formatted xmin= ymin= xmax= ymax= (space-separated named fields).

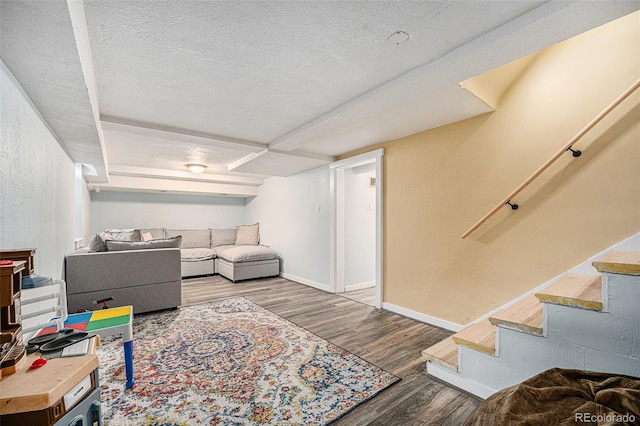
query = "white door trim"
xmin=330 ymin=149 xmax=384 ymax=308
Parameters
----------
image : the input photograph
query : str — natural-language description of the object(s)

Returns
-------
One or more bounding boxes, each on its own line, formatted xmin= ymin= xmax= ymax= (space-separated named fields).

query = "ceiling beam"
xmin=108 ymin=164 xmax=264 ymax=186
xmin=226 ymin=150 xmax=269 ymax=172
xmin=228 ymin=149 xmax=333 ymax=177
xmin=98 ymin=174 xmax=258 ymax=198
xmin=101 ymin=117 xmax=267 ymax=153
xmin=67 ymin=0 xmax=110 ymax=180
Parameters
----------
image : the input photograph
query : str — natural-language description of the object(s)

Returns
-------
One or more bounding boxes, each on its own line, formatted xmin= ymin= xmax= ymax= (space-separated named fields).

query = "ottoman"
xmin=215 ymin=245 xmax=280 ymax=282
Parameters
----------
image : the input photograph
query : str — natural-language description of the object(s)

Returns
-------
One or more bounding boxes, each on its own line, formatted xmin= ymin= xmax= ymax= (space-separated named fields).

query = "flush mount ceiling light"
xmin=387 ymin=31 xmax=409 ymax=45
xmin=186 ymin=163 xmax=207 ymax=174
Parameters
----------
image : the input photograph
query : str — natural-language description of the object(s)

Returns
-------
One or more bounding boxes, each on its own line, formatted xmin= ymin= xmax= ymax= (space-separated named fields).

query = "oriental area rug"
xmin=98 ymin=297 xmax=400 ymax=425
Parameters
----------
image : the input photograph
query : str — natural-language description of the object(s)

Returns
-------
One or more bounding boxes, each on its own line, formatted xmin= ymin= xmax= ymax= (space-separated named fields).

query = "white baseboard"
xmin=281 ymin=273 xmax=331 ymax=293
xmin=382 ymin=302 xmax=463 ymax=332
xmin=344 ymin=281 xmax=375 ymax=291
xmin=427 ymin=362 xmax=496 ymax=399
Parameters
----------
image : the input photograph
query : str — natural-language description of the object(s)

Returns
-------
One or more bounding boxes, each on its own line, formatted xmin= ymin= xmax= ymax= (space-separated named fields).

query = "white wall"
xmin=344 ymin=165 xmax=376 ymax=289
xmin=0 ymin=61 xmax=76 ymax=279
xmin=245 ymin=166 xmax=331 ymax=290
xmin=74 ymin=163 xmax=93 ymax=244
xmin=82 ymin=180 xmax=91 ymax=241
xmin=91 ymin=167 xmax=332 ymax=290
xmin=89 ymin=191 xmax=247 ymax=234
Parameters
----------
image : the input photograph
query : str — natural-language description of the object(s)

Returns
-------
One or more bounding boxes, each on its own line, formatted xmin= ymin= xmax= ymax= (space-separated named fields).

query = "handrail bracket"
xmin=566 ymin=146 xmax=582 ymax=157
xmin=506 ymin=201 xmax=519 ymax=210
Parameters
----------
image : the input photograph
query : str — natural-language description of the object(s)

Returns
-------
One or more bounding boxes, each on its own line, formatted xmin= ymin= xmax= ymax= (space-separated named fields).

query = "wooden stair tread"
xmin=535 ymin=273 xmax=602 ymax=311
xmin=422 ymin=336 xmax=458 ymax=372
xmin=593 ymin=251 xmax=640 ymax=276
xmin=489 ymin=294 xmax=543 ymax=336
xmin=452 ymin=319 xmax=496 ymax=355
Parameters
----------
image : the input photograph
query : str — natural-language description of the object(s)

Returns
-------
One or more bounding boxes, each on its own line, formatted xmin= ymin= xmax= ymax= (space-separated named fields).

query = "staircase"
xmin=423 ymin=250 xmax=640 ymax=399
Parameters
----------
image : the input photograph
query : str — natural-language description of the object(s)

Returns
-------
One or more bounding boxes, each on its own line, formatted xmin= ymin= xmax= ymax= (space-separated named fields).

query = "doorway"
xmin=330 ymin=149 xmax=383 ymax=308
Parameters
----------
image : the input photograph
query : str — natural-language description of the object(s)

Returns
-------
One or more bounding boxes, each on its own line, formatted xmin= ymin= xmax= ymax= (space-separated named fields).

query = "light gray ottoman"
xmin=215 ymin=245 xmax=280 ymax=282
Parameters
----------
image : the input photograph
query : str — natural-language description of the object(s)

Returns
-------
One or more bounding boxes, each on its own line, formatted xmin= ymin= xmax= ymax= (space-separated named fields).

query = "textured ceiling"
xmin=2 ymin=1 xmax=639 ymax=195
xmin=83 ymin=0 xmax=536 ymax=142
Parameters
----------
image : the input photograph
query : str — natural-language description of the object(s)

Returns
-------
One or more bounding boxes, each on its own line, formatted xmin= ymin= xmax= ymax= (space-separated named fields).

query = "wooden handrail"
xmin=462 ymin=78 xmax=640 ymax=239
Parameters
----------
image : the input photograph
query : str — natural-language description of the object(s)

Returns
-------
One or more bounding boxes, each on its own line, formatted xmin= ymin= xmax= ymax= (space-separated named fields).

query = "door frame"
xmin=329 ymin=148 xmax=384 ymax=308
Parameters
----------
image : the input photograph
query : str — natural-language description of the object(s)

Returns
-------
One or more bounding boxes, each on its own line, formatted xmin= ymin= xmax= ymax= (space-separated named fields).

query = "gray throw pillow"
xmin=104 ymin=229 xmax=142 ymax=242
xmin=89 ymin=229 xmax=141 ymax=252
xmin=88 ymin=234 xmax=102 ymax=252
xmin=105 ymin=236 xmax=182 ymax=251
xmin=88 ymin=231 xmax=114 ymax=252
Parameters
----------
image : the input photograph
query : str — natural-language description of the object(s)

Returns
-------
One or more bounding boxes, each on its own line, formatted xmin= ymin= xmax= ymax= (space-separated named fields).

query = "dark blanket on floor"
xmin=464 ymin=368 xmax=640 ymax=426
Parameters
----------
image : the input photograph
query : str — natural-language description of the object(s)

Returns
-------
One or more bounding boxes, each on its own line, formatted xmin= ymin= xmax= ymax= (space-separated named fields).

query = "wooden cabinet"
xmin=0 ymin=260 xmax=26 ymax=376
xmin=0 ymin=249 xmax=36 ymax=276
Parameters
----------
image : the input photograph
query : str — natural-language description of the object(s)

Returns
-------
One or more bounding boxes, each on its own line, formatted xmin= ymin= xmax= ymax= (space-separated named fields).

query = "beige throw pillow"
xmin=141 ymin=232 xmax=153 ymax=241
xmin=235 ymin=223 xmax=259 ymax=245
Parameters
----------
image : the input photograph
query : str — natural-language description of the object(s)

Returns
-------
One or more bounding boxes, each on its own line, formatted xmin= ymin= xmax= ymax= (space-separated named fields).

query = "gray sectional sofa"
xmin=64 ymin=224 xmax=280 ymax=314
xmin=65 ymin=247 xmax=182 ymax=314
xmin=158 ymin=225 xmax=281 ymax=281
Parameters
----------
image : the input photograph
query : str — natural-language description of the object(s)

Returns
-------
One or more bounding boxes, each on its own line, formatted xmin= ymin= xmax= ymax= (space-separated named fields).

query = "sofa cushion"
xmin=181 ymin=248 xmax=217 ymax=262
xmin=105 ymin=229 xmax=143 ymax=242
xmin=212 ymin=245 xmax=236 ymax=256
xmin=105 ymin=236 xmax=182 ymax=252
xmin=211 ymin=228 xmax=237 ymax=247
xmin=140 ymin=228 xmax=165 ymax=240
xmin=235 ymin=223 xmax=260 ymax=245
xmin=166 ymin=229 xmax=211 ymax=249
xmin=216 ymin=245 xmax=277 ymax=263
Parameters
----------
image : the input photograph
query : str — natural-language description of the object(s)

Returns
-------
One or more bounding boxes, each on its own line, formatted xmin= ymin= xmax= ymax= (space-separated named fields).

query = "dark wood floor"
xmin=182 ymin=275 xmax=480 ymax=425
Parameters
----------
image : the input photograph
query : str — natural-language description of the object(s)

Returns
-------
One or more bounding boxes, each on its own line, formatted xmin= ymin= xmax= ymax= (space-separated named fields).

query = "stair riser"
xmin=603 ymin=272 xmax=640 ymax=318
xmin=459 ymin=326 xmax=640 ymax=392
xmin=545 ymin=304 xmax=640 ymax=360
xmin=426 ymin=362 xmax=496 ymax=400
xmin=458 ymin=330 xmax=547 ymax=391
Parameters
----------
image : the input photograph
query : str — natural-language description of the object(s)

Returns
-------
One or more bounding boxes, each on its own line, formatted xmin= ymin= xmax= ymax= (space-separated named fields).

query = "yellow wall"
xmin=340 ymin=12 xmax=640 ymax=325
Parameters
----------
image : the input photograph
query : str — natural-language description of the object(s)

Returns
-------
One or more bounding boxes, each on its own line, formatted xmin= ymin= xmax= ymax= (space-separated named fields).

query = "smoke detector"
xmin=387 ymin=31 xmax=409 ymax=45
